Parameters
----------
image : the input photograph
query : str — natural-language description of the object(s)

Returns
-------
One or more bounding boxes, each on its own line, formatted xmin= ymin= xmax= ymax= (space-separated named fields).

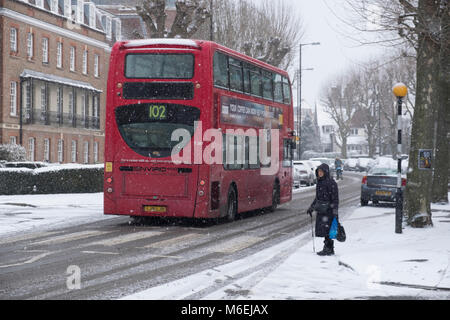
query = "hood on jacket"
xmin=316 ymin=163 xmax=330 ymax=179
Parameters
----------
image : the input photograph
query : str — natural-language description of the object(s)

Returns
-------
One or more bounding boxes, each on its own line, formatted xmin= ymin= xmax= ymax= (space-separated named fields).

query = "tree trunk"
xmin=431 ymin=0 xmax=450 ymax=204
xmin=404 ymin=0 xmax=440 ymax=228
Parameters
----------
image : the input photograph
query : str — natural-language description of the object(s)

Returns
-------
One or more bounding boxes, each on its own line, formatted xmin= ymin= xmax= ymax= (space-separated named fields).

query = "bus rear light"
xmin=199 ymin=180 xmax=206 ymax=186
xmin=107 ymin=187 xmax=113 ymax=193
xmin=116 ymin=82 xmax=123 ymax=89
xmin=106 ymin=177 xmax=113 ymax=184
xmin=362 ymin=176 xmax=367 ymax=185
xmin=402 ymin=178 xmax=407 ymax=187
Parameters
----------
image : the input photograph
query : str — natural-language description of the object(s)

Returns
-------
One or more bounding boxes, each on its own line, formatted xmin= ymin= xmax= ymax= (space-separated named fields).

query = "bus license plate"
xmin=144 ymin=206 xmax=167 ymax=213
xmin=375 ymin=191 xmax=391 ymax=196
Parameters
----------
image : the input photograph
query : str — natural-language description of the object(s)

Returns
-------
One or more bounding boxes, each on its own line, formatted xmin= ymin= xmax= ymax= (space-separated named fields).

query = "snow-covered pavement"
xmin=123 ymin=198 xmax=450 ymax=300
xmin=0 ymin=193 xmax=109 ymax=236
xmin=1 ymin=191 xmax=449 ymax=299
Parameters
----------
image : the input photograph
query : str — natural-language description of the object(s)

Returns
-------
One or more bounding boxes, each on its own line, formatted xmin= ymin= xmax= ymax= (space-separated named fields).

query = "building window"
xmin=64 ymin=0 xmax=71 ymax=19
xmin=50 ymin=0 xmax=58 ymax=13
xmin=93 ymin=141 xmax=98 ymax=163
xmin=25 ymin=82 xmax=32 ymax=121
xmin=27 ymin=32 xmax=34 ymax=59
xmin=10 ymin=81 xmax=17 ymax=116
xmin=58 ymin=139 xmax=64 ymax=162
xmin=10 ymin=136 xmax=17 ymax=145
xmin=83 ymin=141 xmax=89 ymax=164
xmin=57 ymin=42 xmax=63 ymax=68
xmin=10 ymin=28 xmax=17 ymax=53
xmin=40 ymin=85 xmax=47 ymax=118
xmin=71 ymin=140 xmax=77 ymax=163
xmin=106 ymin=16 xmax=112 ymax=40
xmin=94 ymin=54 xmax=99 ymax=77
xmin=351 ymin=128 xmax=359 ymax=135
xmin=42 ymin=38 xmax=49 ymax=63
xmin=82 ymin=49 xmax=88 ymax=75
xmin=81 ymin=94 xmax=86 ymax=125
xmin=35 ymin=0 xmax=44 ymax=9
xmin=70 ymin=47 xmax=76 ymax=71
xmin=77 ymin=0 xmax=84 ymax=24
xmin=56 ymin=87 xmax=63 ymax=123
xmin=28 ymin=138 xmax=35 ymax=161
xmin=44 ymin=138 xmax=50 ymax=162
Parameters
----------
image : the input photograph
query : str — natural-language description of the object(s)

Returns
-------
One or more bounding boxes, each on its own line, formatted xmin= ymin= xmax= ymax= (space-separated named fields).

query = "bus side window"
xmin=243 ymin=63 xmax=251 ymax=94
xmin=274 ymin=74 xmax=283 ymax=103
xmin=262 ymin=70 xmax=274 ymax=101
xmin=282 ymin=76 xmax=292 ymax=105
xmin=214 ymin=52 xmax=229 ymax=89
xmin=248 ymin=135 xmax=260 ymax=169
xmin=229 ymin=57 xmax=243 ymax=92
xmin=250 ymin=67 xmax=262 ymax=97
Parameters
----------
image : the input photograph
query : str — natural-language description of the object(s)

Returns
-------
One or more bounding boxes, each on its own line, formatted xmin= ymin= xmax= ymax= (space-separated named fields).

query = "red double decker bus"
xmin=104 ymin=39 xmax=295 ymax=221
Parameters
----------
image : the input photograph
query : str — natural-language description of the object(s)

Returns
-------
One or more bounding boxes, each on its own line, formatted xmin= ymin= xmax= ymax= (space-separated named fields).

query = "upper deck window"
xmin=125 ymin=54 xmax=194 ymax=79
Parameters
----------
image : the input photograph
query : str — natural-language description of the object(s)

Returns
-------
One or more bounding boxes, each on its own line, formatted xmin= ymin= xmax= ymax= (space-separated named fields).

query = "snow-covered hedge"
xmin=0 ymin=144 xmax=26 ymax=162
xmin=0 ymin=164 xmax=104 ymax=195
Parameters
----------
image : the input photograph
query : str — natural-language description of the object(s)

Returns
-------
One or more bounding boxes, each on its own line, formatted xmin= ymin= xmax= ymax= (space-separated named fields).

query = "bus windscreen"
xmin=115 ymin=104 xmax=200 ymax=158
xmin=125 ymin=54 xmax=194 ymax=79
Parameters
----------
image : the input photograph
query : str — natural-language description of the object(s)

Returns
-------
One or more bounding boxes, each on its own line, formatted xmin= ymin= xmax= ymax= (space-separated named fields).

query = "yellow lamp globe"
xmin=393 ymin=83 xmax=408 ymax=98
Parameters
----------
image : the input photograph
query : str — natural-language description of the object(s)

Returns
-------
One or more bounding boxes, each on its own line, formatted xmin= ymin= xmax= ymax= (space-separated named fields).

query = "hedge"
xmin=0 ymin=164 xmax=104 ymax=195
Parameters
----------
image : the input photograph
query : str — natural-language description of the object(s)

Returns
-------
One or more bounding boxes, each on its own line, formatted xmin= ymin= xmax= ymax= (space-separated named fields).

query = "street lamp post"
xmin=393 ymin=83 xmax=408 ymax=234
xmin=297 ymin=42 xmax=320 ymax=160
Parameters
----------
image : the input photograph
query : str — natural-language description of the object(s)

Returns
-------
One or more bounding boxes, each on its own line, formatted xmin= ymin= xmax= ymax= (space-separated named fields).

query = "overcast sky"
xmin=281 ymin=0 xmax=385 ymax=113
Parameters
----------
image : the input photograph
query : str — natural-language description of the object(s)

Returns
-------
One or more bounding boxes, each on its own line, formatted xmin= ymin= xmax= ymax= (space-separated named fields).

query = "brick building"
xmin=0 ymin=0 xmax=121 ymax=163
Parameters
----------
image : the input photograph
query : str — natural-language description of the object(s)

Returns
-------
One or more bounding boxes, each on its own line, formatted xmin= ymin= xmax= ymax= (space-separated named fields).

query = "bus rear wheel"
xmin=226 ymin=187 xmax=237 ymax=222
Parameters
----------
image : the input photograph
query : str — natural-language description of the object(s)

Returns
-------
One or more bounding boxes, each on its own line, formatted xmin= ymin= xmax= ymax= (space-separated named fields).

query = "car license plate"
xmin=375 ymin=191 xmax=392 ymax=196
xmin=144 ymin=206 xmax=167 ymax=213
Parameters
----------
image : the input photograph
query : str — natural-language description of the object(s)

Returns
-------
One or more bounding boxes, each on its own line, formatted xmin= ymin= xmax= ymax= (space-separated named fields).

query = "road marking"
xmin=30 ymin=230 xmax=110 ymax=246
xmin=210 ymin=235 xmax=265 ymax=254
xmin=142 ymin=233 xmax=203 ymax=248
xmin=81 ymin=250 xmax=119 ymax=255
xmin=0 ymin=231 xmax=62 ymax=245
xmin=89 ymin=231 xmax=163 ymax=247
xmin=0 ymin=251 xmax=54 ymax=268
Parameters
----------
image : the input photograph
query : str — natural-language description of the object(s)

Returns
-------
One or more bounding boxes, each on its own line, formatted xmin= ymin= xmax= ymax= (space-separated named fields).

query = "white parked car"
xmin=293 ymin=161 xmax=315 ymax=187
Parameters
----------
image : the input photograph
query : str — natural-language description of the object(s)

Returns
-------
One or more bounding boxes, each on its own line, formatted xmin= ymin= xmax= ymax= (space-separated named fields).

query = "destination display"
xmin=220 ymin=96 xmax=283 ymax=129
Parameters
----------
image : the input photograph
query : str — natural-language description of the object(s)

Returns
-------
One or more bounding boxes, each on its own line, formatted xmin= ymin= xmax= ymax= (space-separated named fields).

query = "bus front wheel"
xmin=226 ymin=187 xmax=237 ymax=222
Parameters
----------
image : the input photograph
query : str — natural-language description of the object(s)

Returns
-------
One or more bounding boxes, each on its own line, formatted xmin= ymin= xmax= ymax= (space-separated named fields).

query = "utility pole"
xmin=297 ymin=42 xmax=320 ymax=160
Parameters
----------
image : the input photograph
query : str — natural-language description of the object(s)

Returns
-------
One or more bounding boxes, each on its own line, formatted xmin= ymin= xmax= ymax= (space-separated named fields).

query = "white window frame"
xmin=10 ymin=28 xmax=17 ymax=52
xmin=69 ymin=91 xmax=74 ymax=114
xmin=94 ymin=54 xmax=99 ymax=77
xmin=35 ymin=0 xmax=44 ymax=8
xmin=58 ymin=139 xmax=64 ymax=163
xmin=41 ymin=85 xmax=47 ymax=112
xmin=44 ymin=138 xmax=50 ymax=162
xmin=106 ymin=16 xmax=112 ymax=40
xmin=114 ymin=19 xmax=121 ymax=41
xmin=10 ymin=136 xmax=17 ymax=145
xmin=42 ymin=38 xmax=49 ymax=63
xmin=71 ymin=140 xmax=77 ymax=163
xmin=70 ymin=46 xmax=76 ymax=72
xmin=82 ymin=49 xmax=88 ymax=75
xmin=83 ymin=141 xmax=89 ymax=164
xmin=93 ymin=141 xmax=98 ymax=163
xmin=28 ymin=138 xmax=35 ymax=161
xmin=10 ymin=81 xmax=17 ymax=116
xmin=89 ymin=4 xmax=96 ymax=28
xmin=81 ymin=94 xmax=86 ymax=123
xmin=57 ymin=42 xmax=63 ymax=68
xmin=27 ymin=32 xmax=34 ymax=59
xmin=77 ymin=0 xmax=84 ymax=24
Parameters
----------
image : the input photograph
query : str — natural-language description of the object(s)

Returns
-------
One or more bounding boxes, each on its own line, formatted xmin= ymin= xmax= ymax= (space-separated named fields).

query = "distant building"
xmin=0 ymin=0 xmax=121 ymax=163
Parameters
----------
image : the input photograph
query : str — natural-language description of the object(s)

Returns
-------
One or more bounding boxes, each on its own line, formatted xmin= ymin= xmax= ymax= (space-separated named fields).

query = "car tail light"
xmin=362 ymin=176 xmax=367 ymax=185
xmin=402 ymin=178 xmax=407 ymax=186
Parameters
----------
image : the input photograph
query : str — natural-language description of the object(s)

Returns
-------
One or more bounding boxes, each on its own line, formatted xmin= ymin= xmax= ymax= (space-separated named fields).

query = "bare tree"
xmin=212 ymin=0 xmax=304 ymax=69
xmin=320 ymin=72 xmax=361 ymax=159
xmin=136 ymin=0 xmax=211 ymax=39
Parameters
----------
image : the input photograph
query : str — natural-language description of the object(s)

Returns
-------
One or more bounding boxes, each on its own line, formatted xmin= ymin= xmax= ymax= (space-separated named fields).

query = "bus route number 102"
xmin=149 ymin=105 xmax=167 ymax=120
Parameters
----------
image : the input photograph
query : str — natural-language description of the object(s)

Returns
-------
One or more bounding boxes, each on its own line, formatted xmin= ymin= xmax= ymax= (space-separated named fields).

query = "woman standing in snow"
xmin=307 ymin=163 xmax=339 ymax=256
